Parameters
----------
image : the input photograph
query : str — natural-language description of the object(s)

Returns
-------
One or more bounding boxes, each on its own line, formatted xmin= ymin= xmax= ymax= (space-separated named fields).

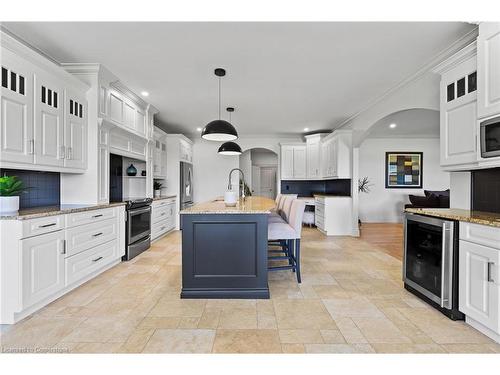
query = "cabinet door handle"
xmin=93 ymin=232 xmax=103 ymax=237
xmin=60 ymin=145 xmax=65 ymax=159
xmin=61 ymin=239 xmax=66 ymax=255
xmin=29 ymin=139 xmax=35 ymax=154
xmin=487 ymin=262 xmax=495 ymax=283
xmin=92 ymin=214 xmax=104 ymax=218
xmin=68 ymin=147 xmax=72 ymax=160
xmin=92 ymin=256 xmax=103 ymax=262
xmin=39 ymin=223 xmax=57 ymax=228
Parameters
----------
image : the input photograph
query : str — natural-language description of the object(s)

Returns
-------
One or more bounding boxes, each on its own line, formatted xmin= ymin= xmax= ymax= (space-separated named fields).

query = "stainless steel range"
xmin=124 ymin=197 xmax=153 ymax=261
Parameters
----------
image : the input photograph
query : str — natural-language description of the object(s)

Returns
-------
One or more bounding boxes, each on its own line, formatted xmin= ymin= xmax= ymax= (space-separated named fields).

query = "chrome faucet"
xmin=228 ymin=168 xmax=246 ymax=200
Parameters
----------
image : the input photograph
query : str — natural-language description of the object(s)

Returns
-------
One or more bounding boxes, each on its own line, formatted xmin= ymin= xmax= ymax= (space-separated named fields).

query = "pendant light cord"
xmin=218 ymin=76 xmax=221 ymax=120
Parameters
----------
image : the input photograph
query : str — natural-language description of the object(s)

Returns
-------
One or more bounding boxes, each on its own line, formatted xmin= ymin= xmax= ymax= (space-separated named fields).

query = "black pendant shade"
xmin=201 ymin=120 xmax=238 ymax=141
xmin=218 ymin=141 xmax=242 ymax=155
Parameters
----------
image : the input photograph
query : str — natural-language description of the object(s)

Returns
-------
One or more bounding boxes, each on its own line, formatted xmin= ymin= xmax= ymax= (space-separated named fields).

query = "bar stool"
xmin=269 ymin=194 xmax=297 ymax=223
xmin=268 ymin=200 xmax=306 ymax=283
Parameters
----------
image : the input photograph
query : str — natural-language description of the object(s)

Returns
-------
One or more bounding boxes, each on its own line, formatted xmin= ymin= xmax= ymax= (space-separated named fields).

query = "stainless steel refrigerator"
xmin=180 ymin=161 xmax=194 ymax=210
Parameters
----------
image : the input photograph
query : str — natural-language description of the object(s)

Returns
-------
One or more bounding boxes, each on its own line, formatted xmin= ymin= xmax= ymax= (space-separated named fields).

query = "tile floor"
xmin=1 ymin=226 xmax=500 ymax=354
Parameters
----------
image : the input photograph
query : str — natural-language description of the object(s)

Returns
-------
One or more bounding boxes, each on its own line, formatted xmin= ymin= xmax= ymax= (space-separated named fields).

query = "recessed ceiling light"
xmin=303 ymin=127 xmax=310 ymax=132
xmin=389 ymin=123 xmax=397 ymax=129
xmin=196 ymin=127 xmax=202 ymax=132
xmin=141 ymin=91 xmax=149 ymax=97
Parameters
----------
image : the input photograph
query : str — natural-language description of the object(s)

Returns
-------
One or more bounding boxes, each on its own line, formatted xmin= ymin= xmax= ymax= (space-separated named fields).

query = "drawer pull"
xmin=92 ymin=214 xmax=104 ymax=218
xmin=93 ymin=232 xmax=103 ymax=237
xmin=487 ymin=262 xmax=495 ymax=283
xmin=161 ymin=226 xmax=165 ymax=230
xmin=160 ymin=212 xmax=166 ymax=216
xmin=39 ymin=223 xmax=57 ymax=228
xmin=92 ymin=256 xmax=103 ymax=262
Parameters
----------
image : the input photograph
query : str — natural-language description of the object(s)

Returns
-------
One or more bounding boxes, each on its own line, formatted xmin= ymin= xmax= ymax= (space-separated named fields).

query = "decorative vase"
xmin=154 ymin=189 xmax=161 ymax=198
xmin=126 ymin=164 xmax=137 ymax=176
xmin=0 ymin=196 xmax=20 ymax=214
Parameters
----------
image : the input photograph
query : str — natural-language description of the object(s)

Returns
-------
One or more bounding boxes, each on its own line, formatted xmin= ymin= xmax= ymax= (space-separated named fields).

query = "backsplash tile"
xmin=281 ymin=179 xmax=351 ymax=197
xmin=472 ymin=167 xmax=500 ymax=214
xmin=0 ymin=169 xmax=60 ymax=208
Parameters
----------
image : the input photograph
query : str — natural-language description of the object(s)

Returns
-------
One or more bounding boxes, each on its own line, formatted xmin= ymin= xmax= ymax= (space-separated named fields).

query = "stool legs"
xmin=295 ymin=239 xmax=301 ymax=283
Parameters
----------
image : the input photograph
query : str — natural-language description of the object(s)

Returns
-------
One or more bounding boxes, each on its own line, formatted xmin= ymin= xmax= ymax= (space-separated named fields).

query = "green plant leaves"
xmin=0 ymin=176 xmax=26 ymax=197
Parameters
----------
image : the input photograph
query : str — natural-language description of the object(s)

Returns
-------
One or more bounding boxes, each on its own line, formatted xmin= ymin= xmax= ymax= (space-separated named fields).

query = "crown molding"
xmin=335 ymin=26 xmax=479 ymax=131
xmin=110 ymin=80 xmax=149 ymax=109
xmin=432 ymin=41 xmax=477 ymax=74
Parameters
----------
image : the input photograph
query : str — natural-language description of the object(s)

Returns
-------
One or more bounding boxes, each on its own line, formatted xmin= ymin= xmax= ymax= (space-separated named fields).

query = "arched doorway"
xmin=239 ymin=148 xmax=278 ymax=199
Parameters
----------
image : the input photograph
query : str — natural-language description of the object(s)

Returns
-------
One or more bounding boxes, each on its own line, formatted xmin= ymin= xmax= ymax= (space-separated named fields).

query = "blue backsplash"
xmin=0 ymin=169 xmax=60 ymax=208
xmin=281 ymin=179 xmax=351 ymax=197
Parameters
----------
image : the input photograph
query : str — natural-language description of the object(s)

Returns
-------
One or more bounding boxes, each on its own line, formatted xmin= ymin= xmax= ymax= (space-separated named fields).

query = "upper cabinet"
xmin=282 ymin=131 xmax=351 ymax=181
xmin=0 ymin=32 xmax=89 ymax=173
xmin=281 ymin=144 xmax=307 ymax=179
xmin=100 ymin=83 xmax=148 ymax=139
xmin=179 ymin=138 xmax=193 ymax=163
xmin=153 ymin=128 xmax=168 ymax=179
xmin=478 ymin=22 xmax=500 ymax=119
xmin=434 ymin=42 xmax=478 ymax=170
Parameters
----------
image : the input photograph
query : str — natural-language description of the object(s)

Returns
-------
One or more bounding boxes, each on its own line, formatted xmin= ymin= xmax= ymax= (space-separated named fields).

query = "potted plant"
xmin=0 ymin=176 xmax=27 ymax=214
xmin=358 ymin=176 xmax=372 ymax=227
xmin=153 ymin=181 xmax=163 ymax=198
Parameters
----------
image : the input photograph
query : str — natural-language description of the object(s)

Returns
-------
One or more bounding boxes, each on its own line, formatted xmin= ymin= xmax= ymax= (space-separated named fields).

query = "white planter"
xmin=0 ymin=196 xmax=20 ymax=214
xmin=154 ymin=190 xmax=161 ymax=198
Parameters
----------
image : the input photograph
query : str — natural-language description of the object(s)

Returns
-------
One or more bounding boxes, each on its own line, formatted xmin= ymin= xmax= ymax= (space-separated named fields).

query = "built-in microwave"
xmin=481 ymin=115 xmax=500 ymax=158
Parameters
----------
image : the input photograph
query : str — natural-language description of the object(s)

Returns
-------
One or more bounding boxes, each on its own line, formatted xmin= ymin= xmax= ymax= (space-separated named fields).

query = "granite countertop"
xmin=180 ymin=196 xmax=275 ymax=215
xmin=153 ymin=195 xmax=177 ymax=201
xmin=313 ymin=194 xmax=352 ymax=198
xmin=405 ymin=208 xmax=500 ymax=228
xmin=0 ymin=202 xmax=126 ymax=221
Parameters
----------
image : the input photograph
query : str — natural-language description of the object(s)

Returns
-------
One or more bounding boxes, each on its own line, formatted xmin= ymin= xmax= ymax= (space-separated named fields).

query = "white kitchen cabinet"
xmin=434 ymin=42 xmax=478 ymax=169
xmin=123 ymin=100 xmax=136 ymax=131
xmin=136 ymin=109 xmax=146 ymax=136
xmin=179 ymin=138 xmax=193 ymax=163
xmin=109 ymin=90 xmax=124 ymax=125
xmin=1 ymin=34 xmax=89 ymax=173
xmin=320 ymin=131 xmax=352 ymax=179
xmin=314 ymin=196 xmax=353 ymax=236
xmin=64 ymin=88 xmax=87 ymax=169
xmin=153 ymin=129 xmax=168 ymax=179
xmin=33 ymin=68 xmax=65 ymax=167
xmin=459 ymin=239 xmax=499 ymax=335
xmin=306 ymin=134 xmax=322 ymax=179
xmin=0 ymin=48 xmax=34 ymax=164
xmin=280 ymin=144 xmax=306 ymax=179
xmin=21 ymin=230 xmax=65 ymax=309
xmin=478 ymin=22 xmax=500 ymax=119
xmin=151 ymin=198 xmax=176 ymax=240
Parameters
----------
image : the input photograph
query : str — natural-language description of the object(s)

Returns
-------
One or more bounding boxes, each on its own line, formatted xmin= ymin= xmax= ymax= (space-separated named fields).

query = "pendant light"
xmin=201 ymin=68 xmax=238 ymax=141
xmin=218 ymin=107 xmax=242 ymax=155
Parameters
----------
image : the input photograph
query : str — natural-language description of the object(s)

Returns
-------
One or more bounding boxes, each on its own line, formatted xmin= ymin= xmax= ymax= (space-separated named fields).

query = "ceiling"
xmin=364 ymin=108 xmax=440 ymax=139
xmin=2 ymin=22 xmax=474 ymax=136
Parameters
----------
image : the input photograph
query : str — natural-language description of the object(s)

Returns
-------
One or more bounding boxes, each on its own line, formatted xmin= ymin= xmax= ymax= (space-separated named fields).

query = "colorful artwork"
xmin=385 ymin=152 xmax=423 ymax=189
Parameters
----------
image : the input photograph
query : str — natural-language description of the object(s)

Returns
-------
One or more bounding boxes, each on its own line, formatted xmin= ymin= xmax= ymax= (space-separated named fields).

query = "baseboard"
xmin=466 ymin=316 xmax=500 ymax=343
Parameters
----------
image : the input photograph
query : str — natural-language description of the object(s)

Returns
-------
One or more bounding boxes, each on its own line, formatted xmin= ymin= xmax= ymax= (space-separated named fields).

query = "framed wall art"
xmin=385 ymin=152 xmax=423 ymax=189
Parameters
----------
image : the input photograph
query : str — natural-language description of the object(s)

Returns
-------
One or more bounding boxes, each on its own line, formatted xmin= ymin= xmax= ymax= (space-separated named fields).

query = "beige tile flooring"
xmin=2 ymin=226 xmax=500 ymax=354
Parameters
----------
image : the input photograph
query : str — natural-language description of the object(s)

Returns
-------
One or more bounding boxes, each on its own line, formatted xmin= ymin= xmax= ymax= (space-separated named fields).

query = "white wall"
xmin=251 ymin=149 xmax=278 ymax=166
xmin=193 ymin=135 xmax=301 ymax=203
xmin=239 ymin=150 xmax=253 ymax=190
xmin=359 ymin=138 xmax=450 ymax=223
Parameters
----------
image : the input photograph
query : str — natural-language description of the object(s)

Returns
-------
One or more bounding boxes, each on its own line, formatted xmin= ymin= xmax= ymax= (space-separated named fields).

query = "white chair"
xmin=268 ymin=199 xmax=306 ymax=283
xmin=269 ymin=194 xmax=296 ymax=224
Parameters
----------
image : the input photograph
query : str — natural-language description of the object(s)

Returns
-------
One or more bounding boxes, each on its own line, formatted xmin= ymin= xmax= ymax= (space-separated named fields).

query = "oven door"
xmin=481 ymin=116 xmax=500 ymax=158
xmin=128 ymin=206 xmax=151 ymax=244
xmin=404 ymin=213 xmax=454 ymax=309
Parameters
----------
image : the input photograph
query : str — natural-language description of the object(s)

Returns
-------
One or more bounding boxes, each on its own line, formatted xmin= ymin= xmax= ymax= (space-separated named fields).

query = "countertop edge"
xmin=405 ymin=208 xmax=500 ymax=228
xmin=1 ymin=202 xmax=127 ymax=221
xmin=152 ymin=195 xmax=177 ymax=201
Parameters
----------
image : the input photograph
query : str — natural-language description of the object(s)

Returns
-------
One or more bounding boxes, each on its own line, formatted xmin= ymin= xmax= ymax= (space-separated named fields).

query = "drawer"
xmin=65 ymin=239 xmax=118 ymax=286
xmin=460 ymin=222 xmax=500 ymax=250
xmin=66 ymin=207 xmax=116 ymax=228
xmin=21 ymin=215 xmax=65 ymax=239
xmin=152 ymin=204 xmax=174 ymax=224
xmin=152 ymin=217 xmax=174 ymax=239
xmin=153 ymin=198 xmax=176 ymax=208
xmin=315 ymin=197 xmax=325 ymax=205
xmin=315 ymin=215 xmax=325 ymax=230
xmin=65 ymin=218 xmax=118 ymax=257
xmin=315 ymin=205 xmax=325 ymax=217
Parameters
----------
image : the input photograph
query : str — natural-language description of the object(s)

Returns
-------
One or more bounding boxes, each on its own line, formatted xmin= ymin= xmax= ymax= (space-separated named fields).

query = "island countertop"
xmin=180 ymin=196 xmax=275 ymax=214
xmin=405 ymin=207 xmax=500 ymax=228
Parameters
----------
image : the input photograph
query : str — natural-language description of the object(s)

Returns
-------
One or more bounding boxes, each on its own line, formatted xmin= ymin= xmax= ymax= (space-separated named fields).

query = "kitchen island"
xmin=180 ymin=196 xmax=275 ymax=299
